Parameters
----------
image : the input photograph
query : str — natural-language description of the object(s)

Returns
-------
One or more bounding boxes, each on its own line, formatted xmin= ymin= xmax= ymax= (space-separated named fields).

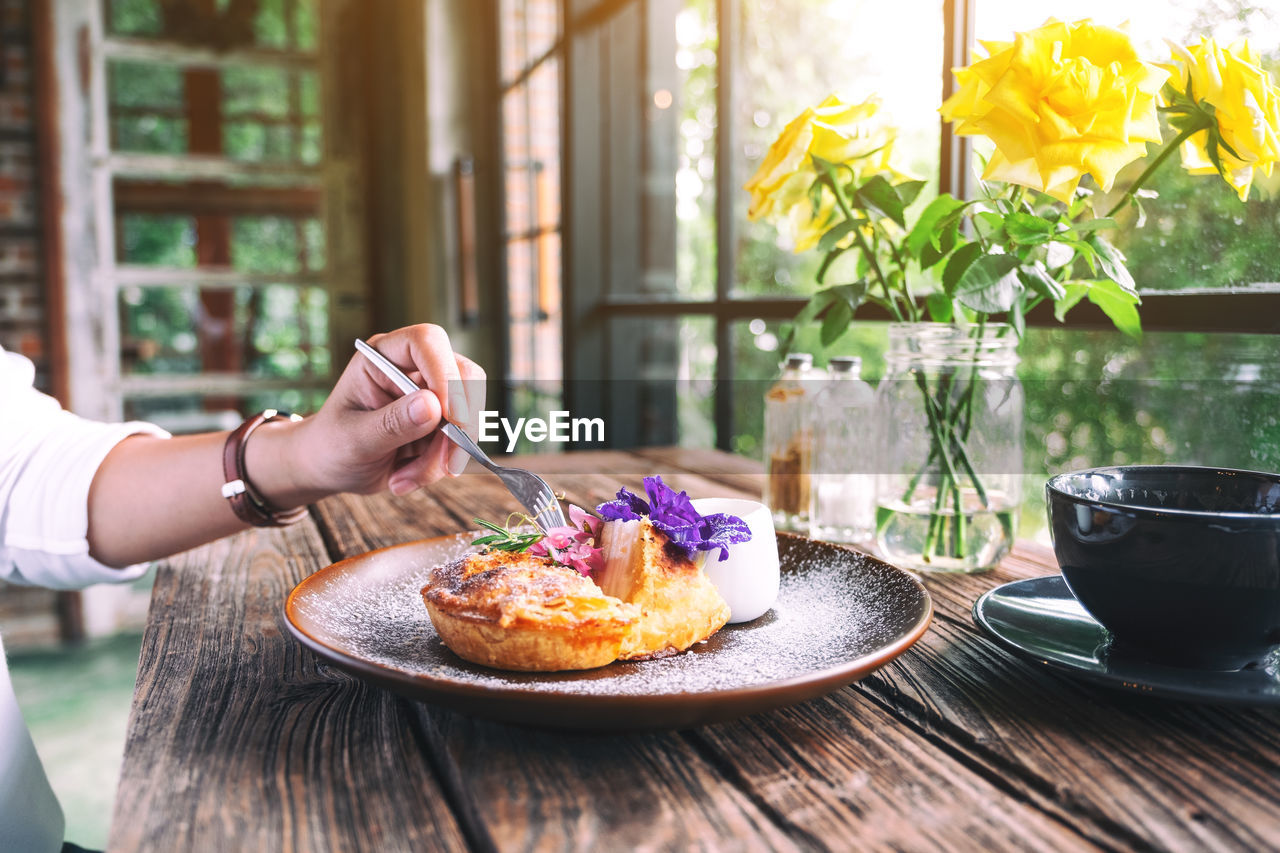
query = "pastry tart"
xmin=423 ymin=549 xmax=640 ymax=672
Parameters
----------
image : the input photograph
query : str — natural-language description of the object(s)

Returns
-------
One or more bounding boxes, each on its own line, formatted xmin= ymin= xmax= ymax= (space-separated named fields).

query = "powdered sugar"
xmin=288 ymin=534 xmax=928 ymax=698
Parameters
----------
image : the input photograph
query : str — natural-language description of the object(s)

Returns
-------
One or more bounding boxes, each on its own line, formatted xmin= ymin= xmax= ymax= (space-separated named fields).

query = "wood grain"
xmin=108 ymin=521 xmax=470 ymax=853
xmin=852 ymin=555 xmax=1280 ymax=852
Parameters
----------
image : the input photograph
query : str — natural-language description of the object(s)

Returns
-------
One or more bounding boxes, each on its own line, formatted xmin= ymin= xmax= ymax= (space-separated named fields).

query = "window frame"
xmin=44 ymin=0 xmax=372 ymax=424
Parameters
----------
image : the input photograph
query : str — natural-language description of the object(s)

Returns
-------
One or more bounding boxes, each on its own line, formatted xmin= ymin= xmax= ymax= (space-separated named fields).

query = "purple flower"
xmin=596 ymin=484 xmax=650 ymax=521
xmin=696 ymin=513 xmax=753 ymax=562
xmin=596 ymin=476 xmax=751 ymax=561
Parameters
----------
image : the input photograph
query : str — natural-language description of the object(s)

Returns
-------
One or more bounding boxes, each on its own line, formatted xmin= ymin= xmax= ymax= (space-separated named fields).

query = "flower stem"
xmin=1104 ymin=123 xmax=1205 ymax=218
xmin=821 ymin=164 xmax=906 ymax=322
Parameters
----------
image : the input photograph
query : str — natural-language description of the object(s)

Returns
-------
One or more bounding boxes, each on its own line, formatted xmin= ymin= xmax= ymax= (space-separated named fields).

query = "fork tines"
xmin=531 ymin=488 xmax=565 ymax=530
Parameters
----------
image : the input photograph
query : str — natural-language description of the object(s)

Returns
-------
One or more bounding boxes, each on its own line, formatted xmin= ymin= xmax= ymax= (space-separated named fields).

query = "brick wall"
xmin=0 ymin=0 xmax=63 ymax=649
xmin=0 ymin=0 xmax=49 ymax=390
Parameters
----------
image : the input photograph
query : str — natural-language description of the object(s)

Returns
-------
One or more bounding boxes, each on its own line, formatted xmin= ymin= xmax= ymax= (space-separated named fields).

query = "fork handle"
xmin=440 ymin=422 xmax=497 ymax=472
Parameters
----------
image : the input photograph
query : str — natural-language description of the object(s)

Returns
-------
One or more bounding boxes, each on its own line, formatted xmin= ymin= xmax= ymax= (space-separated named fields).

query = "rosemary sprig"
xmin=471 ymin=516 xmax=545 ymax=553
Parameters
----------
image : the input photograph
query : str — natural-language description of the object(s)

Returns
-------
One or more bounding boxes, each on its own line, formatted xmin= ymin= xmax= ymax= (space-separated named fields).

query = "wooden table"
xmin=109 ymin=448 xmax=1280 ymax=851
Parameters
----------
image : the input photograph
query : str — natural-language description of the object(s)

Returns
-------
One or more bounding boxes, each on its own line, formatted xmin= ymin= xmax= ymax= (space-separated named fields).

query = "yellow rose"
xmin=1164 ymin=37 xmax=1280 ymax=201
xmin=745 ymin=94 xmax=898 ymax=251
xmin=941 ymin=19 xmax=1168 ymax=203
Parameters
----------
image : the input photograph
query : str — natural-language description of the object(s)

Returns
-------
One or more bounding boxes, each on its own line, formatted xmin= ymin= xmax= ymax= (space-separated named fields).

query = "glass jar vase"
xmin=874 ymin=323 xmax=1022 ymax=573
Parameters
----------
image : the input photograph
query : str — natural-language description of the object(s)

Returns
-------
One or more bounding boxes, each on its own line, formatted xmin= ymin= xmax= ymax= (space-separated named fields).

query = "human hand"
xmin=259 ymin=324 xmax=486 ymax=501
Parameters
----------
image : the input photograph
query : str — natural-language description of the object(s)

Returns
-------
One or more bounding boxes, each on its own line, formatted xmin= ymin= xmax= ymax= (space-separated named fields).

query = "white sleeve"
xmin=0 ymin=349 xmax=170 ymax=590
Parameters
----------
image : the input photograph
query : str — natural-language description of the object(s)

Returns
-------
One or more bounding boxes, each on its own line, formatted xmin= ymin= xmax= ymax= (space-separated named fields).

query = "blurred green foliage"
xmin=108 ymin=0 xmax=317 ymax=51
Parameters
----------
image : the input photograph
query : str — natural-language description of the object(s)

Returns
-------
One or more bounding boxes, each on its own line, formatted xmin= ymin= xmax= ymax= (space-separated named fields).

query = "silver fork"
xmin=353 ymin=338 xmax=568 ymax=532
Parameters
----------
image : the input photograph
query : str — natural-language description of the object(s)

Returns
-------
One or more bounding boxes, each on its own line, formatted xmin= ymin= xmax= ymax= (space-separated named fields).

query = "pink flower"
xmin=527 ymin=505 xmax=604 ymax=575
xmin=545 ymin=528 xmax=577 ymax=550
xmin=559 ymin=539 xmax=605 ymax=576
xmin=569 ymin=504 xmax=602 ymax=538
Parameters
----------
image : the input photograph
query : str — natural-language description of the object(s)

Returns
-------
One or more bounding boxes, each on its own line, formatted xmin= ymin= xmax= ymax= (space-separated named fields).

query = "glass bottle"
xmin=874 ymin=323 xmax=1023 ymax=572
xmin=809 ymin=356 xmax=876 ymax=544
xmin=764 ymin=353 xmax=821 ymax=532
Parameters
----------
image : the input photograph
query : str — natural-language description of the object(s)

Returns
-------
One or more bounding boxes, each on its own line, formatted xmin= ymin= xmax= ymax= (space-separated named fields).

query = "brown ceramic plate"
xmin=284 ymin=531 xmax=932 ymax=731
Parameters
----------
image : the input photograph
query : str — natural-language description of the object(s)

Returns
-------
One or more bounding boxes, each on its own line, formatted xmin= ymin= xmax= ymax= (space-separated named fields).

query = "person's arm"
xmin=86 ymin=324 xmax=486 ymax=568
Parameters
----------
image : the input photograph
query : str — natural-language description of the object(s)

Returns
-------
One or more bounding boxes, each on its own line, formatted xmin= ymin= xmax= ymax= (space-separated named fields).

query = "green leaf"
xmin=1010 ymin=292 xmax=1027 ymax=339
xmin=894 ymin=179 xmax=928 ymax=207
xmin=474 ymin=518 xmax=508 ymax=533
xmin=1044 ymin=240 xmax=1075 ymax=269
xmin=1087 ymin=234 xmax=1137 ymax=294
xmin=821 ymin=295 xmax=854 ymax=346
xmin=954 ymin=254 xmax=1022 ymax=313
xmin=974 ymin=211 xmax=1006 ymax=242
xmin=807 ymin=177 xmax=825 ymax=217
xmin=1069 ymin=217 xmax=1118 ymax=235
xmin=1054 ymin=282 xmax=1090 ymax=323
xmin=906 ymin=195 xmax=966 ymax=257
xmin=817 ymin=220 xmax=858 ymax=254
xmin=919 ymin=225 xmax=957 ymax=268
xmin=854 ymin=251 xmax=871 ymax=279
xmin=832 ymin=280 xmax=869 ymax=310
xmin=941 ymin=241 xmax=983 ymax=294
xmin=1060 ymin=238 xmax=1098 ymax=274
xmin=803 ymin=287 xmax=841 ymax=320
xmin=1086 ymin=278 xmax=1143 ymax=339
xmin=470 ymin=534 xmax=504 ymax=546
xmin=1018 ymin=261 xmax=1067 ymax=301
xmin=814 ymin=246 xmax=848 ymax=284
xmin=854 ymin=174 xmax=906 ymax=228
xmin=925 ymin=291 xmax=954 ymax=323
xmin=1003 ymin=212 xmax=1056 ymax=245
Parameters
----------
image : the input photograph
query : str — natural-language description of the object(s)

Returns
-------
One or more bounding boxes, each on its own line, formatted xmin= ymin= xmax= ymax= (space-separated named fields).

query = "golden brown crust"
xmin=422 ymin=550 xmax=639 ymax=671
xmin=598 ymin=520 xmax=731 ymax=661
xmin=422 ymin=522 xmax=730 ymax=672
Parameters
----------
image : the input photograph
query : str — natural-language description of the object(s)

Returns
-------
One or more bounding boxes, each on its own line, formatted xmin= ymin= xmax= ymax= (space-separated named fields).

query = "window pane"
xmin=608 ymin=315 xmax=716 ymax=447
xmin=504 ymin=48 xmax=562 ymax=400
xmin=530 ymin=0 xmax=561 ymax=63
xmin=118 ymin=283 xmax=328 ymax=380
xmin=223 ymin=67 xmax=292 ymax=118
xmin=529 ymin=59 xmax=561 ymax=228
xmin=231 ymin=216 xmax=301 ymax=273
xmin=118 ymin=285 xmax=202 ymax=374
xmin=733 ymin=0 xmax=943 ymax=296
xmin=107 ymin=0 xmax=163 ymax=37
xmin=109 ymin=61 xmax=188 ymax=154
xmin=123 ymin=390 xmax=329 ymax=431
xmin=503 ymin=86 xmax=532 ymax=236
xmin=975 ymin=1 xmax=1280 ymax=290
xmin=252 ymin=0 xmax=291 ymax=50
xmin=119 ymin=214 xmax=197 ymax=267
xmin=294 ymin=0 xmax=319 ymax=51
xmin=302 ymin=218 xmax=325 ymax=271
xmin=1019 ymin=327 xmax=1280 ymax=540
xmin=499 ymin=0 xmax=529 ymax=83
xmin=674 ymin=1 xmax=716 ymax=298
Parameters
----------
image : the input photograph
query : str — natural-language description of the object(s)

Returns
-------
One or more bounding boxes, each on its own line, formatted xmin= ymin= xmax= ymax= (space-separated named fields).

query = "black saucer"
xmin=973 ymin=576 xmax=1280 ymax=706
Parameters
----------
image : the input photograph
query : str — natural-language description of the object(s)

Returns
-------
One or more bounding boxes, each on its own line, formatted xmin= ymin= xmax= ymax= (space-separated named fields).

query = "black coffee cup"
xmin=1046 ymin=465 xmax=1280 ymax=670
